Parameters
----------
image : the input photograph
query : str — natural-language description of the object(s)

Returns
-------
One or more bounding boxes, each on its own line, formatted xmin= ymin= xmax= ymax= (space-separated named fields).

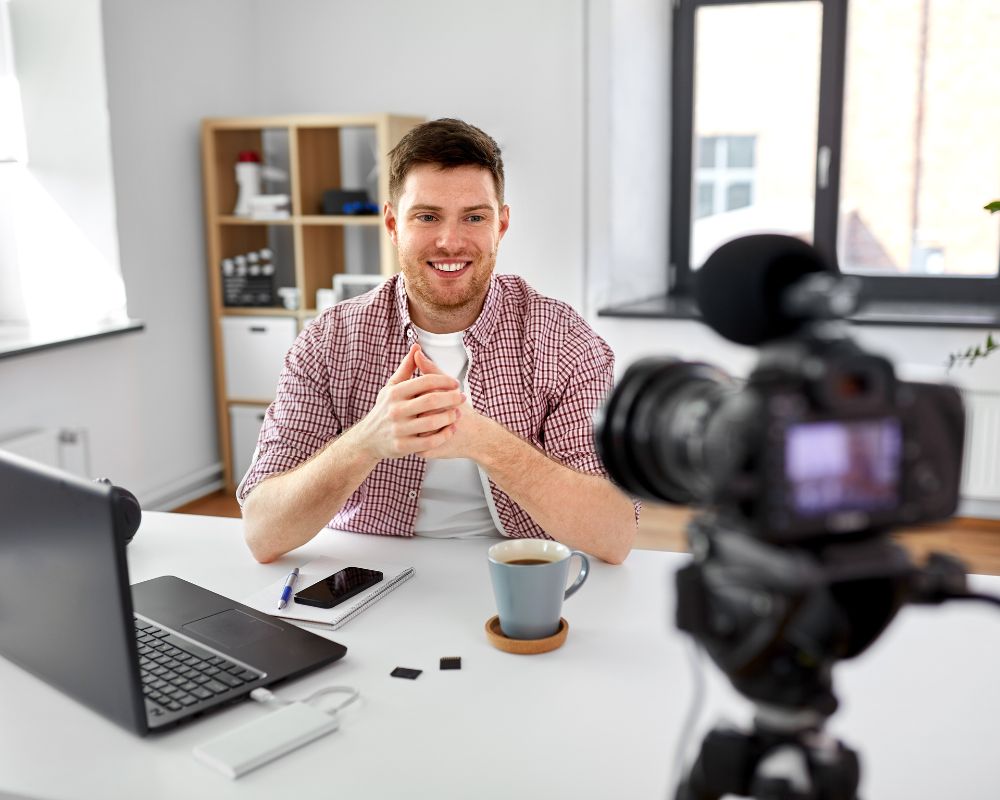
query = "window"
xmin=0 ymin=0 xmax=25 ymax=163
xmin=0 ymin=0 xmax=28 ymax=323
xmin=0 ymin=0 xmax=129 ymax=335
xmin=670 ymin=0 xmax=1000 ymax=304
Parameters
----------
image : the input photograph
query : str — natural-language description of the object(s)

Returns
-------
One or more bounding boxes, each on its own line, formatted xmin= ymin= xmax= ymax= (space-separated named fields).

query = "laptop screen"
xmin=0 ymin=450 xmax=145 ymax=732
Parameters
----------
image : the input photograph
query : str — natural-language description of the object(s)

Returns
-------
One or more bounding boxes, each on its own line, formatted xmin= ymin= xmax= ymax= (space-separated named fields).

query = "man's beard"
xmin=402 ymin=249 xmax=496 ymax=323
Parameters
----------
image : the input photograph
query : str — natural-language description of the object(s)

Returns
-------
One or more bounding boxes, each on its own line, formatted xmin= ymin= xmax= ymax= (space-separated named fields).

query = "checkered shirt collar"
xmin=394 ymin=272 xmax=502 ymax=347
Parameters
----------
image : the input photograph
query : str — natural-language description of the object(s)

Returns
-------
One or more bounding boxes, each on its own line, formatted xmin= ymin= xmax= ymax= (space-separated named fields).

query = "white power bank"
xmin=193 ymin=702 xmax=339 ymax=778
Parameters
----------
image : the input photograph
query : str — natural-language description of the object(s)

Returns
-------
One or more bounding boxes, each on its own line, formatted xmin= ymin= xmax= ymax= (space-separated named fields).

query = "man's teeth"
xmin=431 ymin=262 xmax=466 ymax=272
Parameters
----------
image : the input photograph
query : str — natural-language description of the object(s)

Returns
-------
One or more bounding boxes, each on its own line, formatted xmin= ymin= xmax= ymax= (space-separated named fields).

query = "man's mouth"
xmin=428 ymin=261 xmax=470 ymax=273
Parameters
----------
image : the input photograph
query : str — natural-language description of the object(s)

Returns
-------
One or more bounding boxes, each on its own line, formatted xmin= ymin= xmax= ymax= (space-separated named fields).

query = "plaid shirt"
xmin=237 ymin=273 xmax=620 ymax=539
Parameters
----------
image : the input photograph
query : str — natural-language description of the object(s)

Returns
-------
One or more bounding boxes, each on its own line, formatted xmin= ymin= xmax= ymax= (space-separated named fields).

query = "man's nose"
xmin=435 ymin=220 xmax=464 ymax=251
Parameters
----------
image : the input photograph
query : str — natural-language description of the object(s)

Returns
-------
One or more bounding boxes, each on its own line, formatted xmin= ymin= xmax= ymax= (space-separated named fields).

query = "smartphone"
xmin=293 ymin=567 xmax=384 ymax=609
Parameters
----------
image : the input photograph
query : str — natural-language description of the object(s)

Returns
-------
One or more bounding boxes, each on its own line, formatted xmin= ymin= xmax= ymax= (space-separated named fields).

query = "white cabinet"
xmin=221 ymin=316 xmax=297 ymax=400
xmin=229 ymin=404 xmax=269 ymax=483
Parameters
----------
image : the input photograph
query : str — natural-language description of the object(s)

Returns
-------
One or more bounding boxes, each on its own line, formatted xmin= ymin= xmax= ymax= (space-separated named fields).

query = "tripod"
xmin=672 ymin=514 xmax=972 ymax=800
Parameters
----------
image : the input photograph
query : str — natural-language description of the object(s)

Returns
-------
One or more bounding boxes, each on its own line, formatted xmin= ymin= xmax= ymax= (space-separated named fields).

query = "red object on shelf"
xmin=237 ymin=150 xmax=261 ymax=163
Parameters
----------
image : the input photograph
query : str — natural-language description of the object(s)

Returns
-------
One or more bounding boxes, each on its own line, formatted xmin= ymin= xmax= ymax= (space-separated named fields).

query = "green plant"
xmin=946 ymin=201 xmax=1000 ymax=369
xmin=948 ymin=332 xmax=999 ymax=369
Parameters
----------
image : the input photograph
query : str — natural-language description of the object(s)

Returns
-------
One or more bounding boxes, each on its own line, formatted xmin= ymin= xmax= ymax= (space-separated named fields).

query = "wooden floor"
xmin=174 ymin=491 xmax=1000 ymax=576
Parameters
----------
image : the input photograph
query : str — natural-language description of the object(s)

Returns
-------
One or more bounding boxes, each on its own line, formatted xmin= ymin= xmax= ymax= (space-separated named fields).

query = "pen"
xmin=277 ymin=567 xmax=299 ymax=610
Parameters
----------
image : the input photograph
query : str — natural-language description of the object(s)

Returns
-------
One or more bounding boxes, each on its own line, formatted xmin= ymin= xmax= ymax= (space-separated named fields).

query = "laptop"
xmin=0 ymin=449 xmax=347 ymax=735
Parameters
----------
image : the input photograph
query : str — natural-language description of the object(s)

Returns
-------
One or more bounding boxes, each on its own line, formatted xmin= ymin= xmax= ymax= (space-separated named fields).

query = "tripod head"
xmin=674 ymin=512 xmax=966 ymax=716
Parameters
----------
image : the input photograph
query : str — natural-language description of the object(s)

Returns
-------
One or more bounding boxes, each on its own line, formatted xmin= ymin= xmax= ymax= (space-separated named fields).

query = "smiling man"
xmin=239 ymin=119 xmax=638 ymax=564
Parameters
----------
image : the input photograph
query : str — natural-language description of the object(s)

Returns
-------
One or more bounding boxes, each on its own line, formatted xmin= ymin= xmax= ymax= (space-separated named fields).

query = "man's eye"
xmin=416 ymin=214 xmax=437 ymax=223
xmin=467 ymin=215 xmax=485 ymax=223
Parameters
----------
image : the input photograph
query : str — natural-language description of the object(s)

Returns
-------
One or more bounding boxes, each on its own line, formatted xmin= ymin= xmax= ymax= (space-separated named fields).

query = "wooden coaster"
xmin=485 ymin=615 xmax=568 ymax=655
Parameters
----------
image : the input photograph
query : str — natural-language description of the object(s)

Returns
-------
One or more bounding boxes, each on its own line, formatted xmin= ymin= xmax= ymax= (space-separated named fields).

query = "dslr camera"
xmin=595 ymin=234 xmax=964 ymax=543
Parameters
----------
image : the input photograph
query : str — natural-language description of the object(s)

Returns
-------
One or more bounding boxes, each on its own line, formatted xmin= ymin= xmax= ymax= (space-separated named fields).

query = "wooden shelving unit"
xmin=201 ymin=113 xmax=424 ymax=491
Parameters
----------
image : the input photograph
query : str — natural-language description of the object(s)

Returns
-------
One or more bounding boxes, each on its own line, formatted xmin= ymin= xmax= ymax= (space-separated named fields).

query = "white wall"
xmin=595 ymin=313 xmax=1000 ymax=388
xmin=586 ymin=0 xmax=671 ymax=314
xmin=252 ymin=0 xmax=586 ymax=308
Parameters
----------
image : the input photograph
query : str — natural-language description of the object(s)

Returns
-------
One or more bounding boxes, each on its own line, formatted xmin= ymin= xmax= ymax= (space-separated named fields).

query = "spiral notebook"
xmin=243 ymin=557 xmax=414 ymax=630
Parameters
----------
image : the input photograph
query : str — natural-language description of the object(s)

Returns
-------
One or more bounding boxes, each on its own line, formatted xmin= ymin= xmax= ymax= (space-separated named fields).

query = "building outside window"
xmin=670 ymin=0 xmax=1000 ymax=304
xmin=694 ymin=134 xmax=756 ymax=220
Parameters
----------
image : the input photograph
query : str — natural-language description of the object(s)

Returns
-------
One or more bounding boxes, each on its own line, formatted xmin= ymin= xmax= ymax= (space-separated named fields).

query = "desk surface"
xmin=1 ymin=513 xmax=998 ymax=800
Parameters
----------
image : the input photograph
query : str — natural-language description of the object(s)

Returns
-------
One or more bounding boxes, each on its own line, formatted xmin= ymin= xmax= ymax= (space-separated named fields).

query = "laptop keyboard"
xmin=134 ymin=617 xmax=264 ymax=717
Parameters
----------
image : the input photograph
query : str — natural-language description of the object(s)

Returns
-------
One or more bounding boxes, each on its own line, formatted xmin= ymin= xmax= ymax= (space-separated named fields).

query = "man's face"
xmin=385 ymin=163 xmax=509 ymax=332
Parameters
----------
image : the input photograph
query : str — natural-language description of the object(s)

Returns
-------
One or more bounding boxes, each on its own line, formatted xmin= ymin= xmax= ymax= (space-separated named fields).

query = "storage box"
xmin=221 ymin=316 xmax=297 ymax=400
xmin=229 ymin=404 xmax=269 ymax=482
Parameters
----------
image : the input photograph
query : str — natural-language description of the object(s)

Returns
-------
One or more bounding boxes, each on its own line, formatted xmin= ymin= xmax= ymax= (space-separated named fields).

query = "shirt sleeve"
xmin=538 ymin=322 xmax=642 ymax=527
xmin=538 ymin=322 xmax=615 ymax=476
xmin=236 ymin=322 xmax=341 ymax=504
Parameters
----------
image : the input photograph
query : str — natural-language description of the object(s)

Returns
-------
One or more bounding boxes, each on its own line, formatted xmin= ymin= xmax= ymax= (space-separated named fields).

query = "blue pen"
xmin=277 ymin=567 xmax=299 ymax=610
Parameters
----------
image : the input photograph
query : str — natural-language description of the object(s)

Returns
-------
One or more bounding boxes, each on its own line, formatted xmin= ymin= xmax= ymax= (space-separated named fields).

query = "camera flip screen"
xmin=785 ymin=417 xmax=903 ymax=517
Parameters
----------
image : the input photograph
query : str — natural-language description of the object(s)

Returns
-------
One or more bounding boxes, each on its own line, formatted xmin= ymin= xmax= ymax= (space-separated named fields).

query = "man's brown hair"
xmin=388 ymin=118 xmax=505 ymax=206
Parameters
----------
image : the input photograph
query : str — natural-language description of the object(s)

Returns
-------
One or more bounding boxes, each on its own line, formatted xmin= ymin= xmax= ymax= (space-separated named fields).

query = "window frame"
xmin=0 ymin=0 xmax=27 ymax=164
xmin=668 ymin=0 xmax=1000 ymax=304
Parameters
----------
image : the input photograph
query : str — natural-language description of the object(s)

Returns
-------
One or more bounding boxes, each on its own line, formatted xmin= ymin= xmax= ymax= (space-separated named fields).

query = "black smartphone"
xmin=292 ymin=567 xmax=384 ymax=609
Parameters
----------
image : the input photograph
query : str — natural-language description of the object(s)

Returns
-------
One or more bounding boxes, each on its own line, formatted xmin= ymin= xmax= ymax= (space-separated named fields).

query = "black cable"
xmin=946 ymin=592 xmax=1000 ymax=609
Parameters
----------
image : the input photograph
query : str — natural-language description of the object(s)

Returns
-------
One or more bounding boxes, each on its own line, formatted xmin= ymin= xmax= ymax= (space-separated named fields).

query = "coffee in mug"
xmin=488 ymin=539 xmax=589 ymax=640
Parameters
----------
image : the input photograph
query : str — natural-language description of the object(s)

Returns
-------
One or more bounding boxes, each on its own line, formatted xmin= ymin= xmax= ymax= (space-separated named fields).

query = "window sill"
xmin=598 ymin=295 xmax=1000 ymax=329
xmin=0 ymin=318 xmax=145 ymax=360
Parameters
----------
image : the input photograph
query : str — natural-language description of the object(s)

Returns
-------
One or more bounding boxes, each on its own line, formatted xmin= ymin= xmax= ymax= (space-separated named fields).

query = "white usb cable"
xmin=250 ymin=684 xmax=360 ymax=715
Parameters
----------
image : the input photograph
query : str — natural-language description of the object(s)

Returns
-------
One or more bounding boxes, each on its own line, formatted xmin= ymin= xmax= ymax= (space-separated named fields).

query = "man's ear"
xmin=498 ymin=204 xmax=511 ymax=242
xmin=384 ymin=202 xmax=399 ymax=246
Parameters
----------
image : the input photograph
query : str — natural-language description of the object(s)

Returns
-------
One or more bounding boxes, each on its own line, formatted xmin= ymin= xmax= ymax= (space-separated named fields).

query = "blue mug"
xmin=488 ymin=540 xmax=590 ymax=640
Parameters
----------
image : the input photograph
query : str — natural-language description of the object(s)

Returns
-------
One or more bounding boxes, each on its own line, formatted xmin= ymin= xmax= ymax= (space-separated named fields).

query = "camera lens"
xmin=594 ymin=358 xmax=736 ymax=504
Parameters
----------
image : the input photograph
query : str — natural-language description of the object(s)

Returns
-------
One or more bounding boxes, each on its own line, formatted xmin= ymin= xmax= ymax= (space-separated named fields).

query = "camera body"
xmin=729 ymin=339 xmax=962 ymax=543
xmin=595 ymin=235 xmax=964 ymax=545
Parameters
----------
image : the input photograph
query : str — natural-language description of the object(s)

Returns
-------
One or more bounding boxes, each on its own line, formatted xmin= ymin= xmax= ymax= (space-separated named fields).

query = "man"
xmin=239 ymin=119 xmax=637 ymax=564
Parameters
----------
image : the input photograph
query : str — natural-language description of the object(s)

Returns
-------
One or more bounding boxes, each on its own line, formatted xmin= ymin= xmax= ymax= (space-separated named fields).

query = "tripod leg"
xmin=675 ymin=726 xmax=761 ymax=800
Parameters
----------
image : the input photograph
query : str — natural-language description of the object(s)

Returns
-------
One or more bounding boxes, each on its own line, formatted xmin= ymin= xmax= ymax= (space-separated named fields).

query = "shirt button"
xmin=408 ymin=490 xmax=417 ymax=500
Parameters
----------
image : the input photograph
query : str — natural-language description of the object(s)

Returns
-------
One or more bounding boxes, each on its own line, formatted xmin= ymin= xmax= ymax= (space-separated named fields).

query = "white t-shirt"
xmin=411 ymin=325 xmax=503 ymax=539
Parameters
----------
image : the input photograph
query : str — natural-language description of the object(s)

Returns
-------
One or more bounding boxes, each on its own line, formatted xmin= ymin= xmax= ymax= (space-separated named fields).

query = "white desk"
xmin=1 ymin=512 xmax=998 ymax=799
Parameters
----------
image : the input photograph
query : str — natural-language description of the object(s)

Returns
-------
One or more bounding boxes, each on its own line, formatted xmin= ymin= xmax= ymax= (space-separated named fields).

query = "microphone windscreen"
xmin=694 ymin=234 xmax=832 ymax=346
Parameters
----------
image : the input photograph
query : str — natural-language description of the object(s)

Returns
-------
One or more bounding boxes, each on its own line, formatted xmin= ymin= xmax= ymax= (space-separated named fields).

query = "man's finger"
xmin=391 ymin=374 xmax=460 ymax=403
xmin=387 ymin=344 xmax=418 ymax=385
xmin=409 ymin=387 xmax=465 ymax=416
xmin=414 ymin=346 xmax=446 ymax=376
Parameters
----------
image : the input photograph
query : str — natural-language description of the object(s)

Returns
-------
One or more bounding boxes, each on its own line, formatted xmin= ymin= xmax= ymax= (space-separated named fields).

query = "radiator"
xmin=0 ymin=427 xmax=90 ymax=477
xmin=961 ymin=391 xmax=1000 ymax=501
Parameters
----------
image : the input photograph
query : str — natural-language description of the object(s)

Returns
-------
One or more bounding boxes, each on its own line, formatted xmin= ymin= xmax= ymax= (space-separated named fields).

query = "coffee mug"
xmin=488 ymin=539 xmax=589 ymax=640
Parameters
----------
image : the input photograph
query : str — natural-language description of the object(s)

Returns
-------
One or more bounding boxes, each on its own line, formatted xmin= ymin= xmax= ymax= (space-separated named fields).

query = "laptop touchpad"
xmin=183 ymin=609 xmax=282 ymax=649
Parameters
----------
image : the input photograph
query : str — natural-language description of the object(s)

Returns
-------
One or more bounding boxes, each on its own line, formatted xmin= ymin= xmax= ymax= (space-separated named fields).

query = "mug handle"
xmin=563 ymin=550 xmax=590 ymax=600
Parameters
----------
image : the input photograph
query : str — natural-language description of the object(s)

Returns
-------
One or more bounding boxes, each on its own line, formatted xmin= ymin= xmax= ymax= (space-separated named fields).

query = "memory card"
xmin=390 ymin=666 xmax=422 ymax=680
